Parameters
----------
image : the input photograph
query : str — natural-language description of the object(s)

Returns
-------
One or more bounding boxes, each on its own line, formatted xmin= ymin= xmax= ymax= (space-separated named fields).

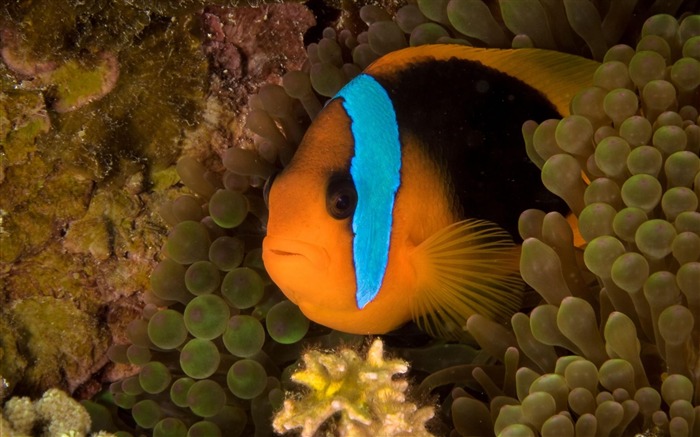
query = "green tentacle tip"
xmin=227 ymin=359 xmax=267 ymax=400
xmin=265 ymin=300 xmax=310 ymax=344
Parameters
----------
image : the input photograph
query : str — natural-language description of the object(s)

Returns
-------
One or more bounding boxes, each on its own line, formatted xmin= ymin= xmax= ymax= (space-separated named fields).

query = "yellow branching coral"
xmin=273 ymin=338 xmax=435 ymax=437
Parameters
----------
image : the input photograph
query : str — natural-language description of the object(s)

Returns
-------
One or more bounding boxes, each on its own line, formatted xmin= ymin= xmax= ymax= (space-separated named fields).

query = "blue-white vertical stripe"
xmin=334 ymin=74 xmax=402 ymax=309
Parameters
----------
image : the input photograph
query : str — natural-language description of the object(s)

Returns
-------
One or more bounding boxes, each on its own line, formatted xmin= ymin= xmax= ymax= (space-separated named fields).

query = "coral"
xmin=273 ymin=338 xmax=435 ymax=437
xmin=3 ymin=396 xmax=36 ymax=436
xmin=34 ymin=389 xmax=92 ymax=436
xmin=0 ymin=387 xmax=116 ymax=437
xmin=0 ymin=34 xmax=120 ymax=115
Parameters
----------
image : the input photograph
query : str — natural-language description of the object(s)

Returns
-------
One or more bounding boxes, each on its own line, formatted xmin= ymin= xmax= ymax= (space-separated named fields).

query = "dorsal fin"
xmin=366 ymin=45 xmax=599 ymax=116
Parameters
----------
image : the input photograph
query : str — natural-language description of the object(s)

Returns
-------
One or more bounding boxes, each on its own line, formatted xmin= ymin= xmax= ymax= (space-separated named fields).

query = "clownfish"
xmin=262 ymin=45 xmax=597 ymax=339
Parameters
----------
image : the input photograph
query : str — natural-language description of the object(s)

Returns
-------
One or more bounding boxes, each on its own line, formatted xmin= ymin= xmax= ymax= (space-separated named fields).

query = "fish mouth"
xmin=262 ymin=236 xmax=329 ymax=270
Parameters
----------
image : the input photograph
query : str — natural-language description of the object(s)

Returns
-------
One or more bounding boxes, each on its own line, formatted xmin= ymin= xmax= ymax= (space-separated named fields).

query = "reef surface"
xmin=0 ymin=0 xmax=315 ymax=400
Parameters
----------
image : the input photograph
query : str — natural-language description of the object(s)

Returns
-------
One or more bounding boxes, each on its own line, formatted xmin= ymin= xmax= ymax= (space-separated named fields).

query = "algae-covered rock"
xmin=0 ymin=158 xmax=93 ymax=264
xmin=7 ymin=298 xmax=110 ymax=394
xmin=46 ymin=53 xmax=120 ymax=113
xmin=0 ymin=0 xmax=214 ymax=400
xmin=2 ymin=0 xmax=210 ymax=181
xmin=0 ymin=89 xmax=50 ymax=170
xmin=64 ymin=183 xmax=146 ymax=261
xmin=0 ymin=316 xmax=27 ymax=398
xmin=0 ymin=0 xmax=319 ymax=403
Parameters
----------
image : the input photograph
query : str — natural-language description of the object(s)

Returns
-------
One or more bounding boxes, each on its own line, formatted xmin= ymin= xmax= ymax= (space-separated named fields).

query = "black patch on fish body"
xmin=372 ymin=57 xmax=569 ymax=240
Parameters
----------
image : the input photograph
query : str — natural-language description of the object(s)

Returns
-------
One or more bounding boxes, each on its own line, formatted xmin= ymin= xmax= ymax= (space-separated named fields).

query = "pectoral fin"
xmin=409 ymin=219 xmax=524 ymax=340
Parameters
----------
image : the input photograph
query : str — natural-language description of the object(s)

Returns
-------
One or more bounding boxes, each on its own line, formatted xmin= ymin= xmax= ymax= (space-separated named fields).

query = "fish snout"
xmin=262 ymin=236 xmax=330 ymax=305
xmin=262 ymin=236 xmax=329 ymax=271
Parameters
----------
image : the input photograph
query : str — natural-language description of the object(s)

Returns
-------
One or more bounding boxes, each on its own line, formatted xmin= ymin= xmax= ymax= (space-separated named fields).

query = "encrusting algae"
xmin=2 ymin=1 xmax=700 ymax=437
xmin=1 ymin=0 xmax=215 ymax=400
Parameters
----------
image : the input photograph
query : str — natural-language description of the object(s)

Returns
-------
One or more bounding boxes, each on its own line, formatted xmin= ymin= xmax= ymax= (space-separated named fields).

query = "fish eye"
xmin=263 ymin=170 xmax=279 ymax=207
xmin=326 ymin=176 xmax=357 ymax=220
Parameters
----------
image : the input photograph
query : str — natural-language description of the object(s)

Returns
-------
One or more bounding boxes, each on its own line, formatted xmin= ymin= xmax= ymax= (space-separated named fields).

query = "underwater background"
xmin=1 ymin=0 xmax=700 ymax=436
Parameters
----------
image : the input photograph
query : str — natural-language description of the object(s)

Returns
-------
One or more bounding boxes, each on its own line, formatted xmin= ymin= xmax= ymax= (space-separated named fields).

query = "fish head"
xmin=262 ymin=98 xmax=424 ymax=334
xmin=262 ymin=100 xmax=363 ymax=327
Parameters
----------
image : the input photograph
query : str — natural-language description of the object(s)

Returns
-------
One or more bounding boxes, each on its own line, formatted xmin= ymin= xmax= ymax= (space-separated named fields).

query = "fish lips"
xmin=262 ymin=236 xmax=330 ymax=298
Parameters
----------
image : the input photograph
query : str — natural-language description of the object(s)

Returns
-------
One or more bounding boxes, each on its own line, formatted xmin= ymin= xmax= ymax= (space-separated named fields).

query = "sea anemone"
xmin=229 ymin=3 xmax=699 ymax=436
xmin=443 ymin=13 xmax=700 ymax=437
xmin=102 ymin=3 xmax=699 ymax=437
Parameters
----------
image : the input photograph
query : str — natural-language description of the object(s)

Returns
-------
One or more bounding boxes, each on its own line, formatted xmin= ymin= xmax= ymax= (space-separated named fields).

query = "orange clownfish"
xmin=262 ymin=45 xmax=597 ymax=339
